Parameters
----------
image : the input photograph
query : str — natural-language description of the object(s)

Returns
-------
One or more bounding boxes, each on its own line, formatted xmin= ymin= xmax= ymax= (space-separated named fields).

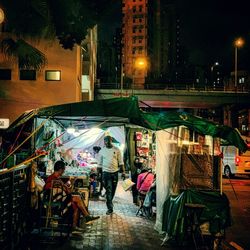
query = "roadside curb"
xmin=222 ymin=240 xmax=244 ymax=250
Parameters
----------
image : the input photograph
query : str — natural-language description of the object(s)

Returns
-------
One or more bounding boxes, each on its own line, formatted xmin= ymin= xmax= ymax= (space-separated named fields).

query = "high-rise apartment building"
xmin=122 ymin=0 xmax=148 ymax=88
xmin=113 ymin=28 xmax=122 ymax=79
xmin=122 ymin=0 xmax=181 ymax=88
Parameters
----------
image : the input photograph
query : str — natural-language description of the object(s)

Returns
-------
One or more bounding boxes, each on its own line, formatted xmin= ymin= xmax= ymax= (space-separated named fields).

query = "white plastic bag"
xmin=35 ymin=175 xmax=45 ymax=192
xmin=121 ymin=178 xmax=135 ymax=191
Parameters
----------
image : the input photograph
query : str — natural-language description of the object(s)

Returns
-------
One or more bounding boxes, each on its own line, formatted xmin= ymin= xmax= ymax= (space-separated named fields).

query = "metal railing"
xmin=0 ymin=164 xmax=31 ymax=249
xmin=95 ymin=82 xmax=249 ymax=92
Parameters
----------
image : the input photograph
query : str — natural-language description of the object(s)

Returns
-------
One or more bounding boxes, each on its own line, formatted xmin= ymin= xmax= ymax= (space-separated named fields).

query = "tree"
xmin=0 ymin=0 xmax=110 ymax=69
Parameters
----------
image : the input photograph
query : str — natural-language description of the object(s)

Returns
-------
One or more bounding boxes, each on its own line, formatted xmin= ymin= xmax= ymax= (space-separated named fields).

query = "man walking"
xmin=99 ymin=135 xmax=125 ymax=215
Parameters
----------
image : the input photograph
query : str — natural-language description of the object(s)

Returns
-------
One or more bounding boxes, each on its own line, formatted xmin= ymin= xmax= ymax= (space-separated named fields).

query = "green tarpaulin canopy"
xmin=162 ymin=189 xmax=231 ymax=243
xmin=8 ymin=96 xmax=248 ymax=152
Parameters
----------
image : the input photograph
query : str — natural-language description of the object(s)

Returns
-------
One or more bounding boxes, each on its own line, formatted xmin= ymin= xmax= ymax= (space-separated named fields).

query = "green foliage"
xmin=0 ymin=0 xmax=112 ymax=50
xmin=1 ymin=0 xmax=113 ymax=68
xmin=1 ymin=38 xmax=47 ymax=70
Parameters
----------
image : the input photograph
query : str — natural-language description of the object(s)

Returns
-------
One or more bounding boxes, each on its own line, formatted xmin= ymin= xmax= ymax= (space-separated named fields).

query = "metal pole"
xmin=220 ymin=157 xmax=223 ymax=195
xmin=132 ymin=72 xmax=134 ymax=96
xmin=235 ymin=46 xmax=237 ymax=88
xmin=120 ymin=63 xmax=123 ymax=96
xmin=132 ymin=57 xmax=134 ymax=96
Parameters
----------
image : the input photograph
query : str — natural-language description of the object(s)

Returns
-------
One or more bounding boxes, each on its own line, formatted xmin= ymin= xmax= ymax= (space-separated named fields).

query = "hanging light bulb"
xmin=67 ymin=126 xmax=75 ymax=134
xmin=73 ymin=130 xmax=80 ymax=137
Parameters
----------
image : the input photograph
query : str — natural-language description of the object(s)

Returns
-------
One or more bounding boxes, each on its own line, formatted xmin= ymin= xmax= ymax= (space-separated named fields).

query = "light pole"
xmin=0 ymin=8 xmax=5 ymax=34
xmin=0 ymin=8 xmax=4 ymax=24
xmin=120 ymin=62 xmax=124 ymax=96
xmin=132 ymin=57 xmax=148 ymax=94
xmin=234 ymin=37 xmax=244 ymax=88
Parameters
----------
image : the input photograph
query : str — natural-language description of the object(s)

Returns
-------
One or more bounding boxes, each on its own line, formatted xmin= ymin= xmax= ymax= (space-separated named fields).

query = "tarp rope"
xmin=2 ymin=123 xmax=26 ymax=169
xmin=0 ymin=154 xmax=46 ymax=174
xmin=22 ymin=118 xmax=112 ymax=163
xmin=28 ymin=131 xmax=66 ymax=159
xmin=0 ymin=117 xmax=50 ymax=166
xmin=61 ymin=118 xmax=111 ymax=146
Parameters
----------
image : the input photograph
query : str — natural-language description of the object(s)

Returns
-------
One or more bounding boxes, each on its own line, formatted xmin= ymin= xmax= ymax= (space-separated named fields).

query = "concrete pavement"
xmin=223 ymin=177 xmax=250 ymax=249
xmin=31 ymin=181 xmax=171 ymax=250
xmin=28 ymin=178 xmax=250 ymax=250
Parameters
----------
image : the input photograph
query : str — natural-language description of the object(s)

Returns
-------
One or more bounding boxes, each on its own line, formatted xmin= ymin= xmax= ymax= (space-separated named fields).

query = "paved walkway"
xmin=34 ymin=181 xmax=171 ymax=250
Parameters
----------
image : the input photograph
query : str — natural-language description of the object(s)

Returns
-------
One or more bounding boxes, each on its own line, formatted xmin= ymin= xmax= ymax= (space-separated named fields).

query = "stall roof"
xmin=9 ymin=96 xmax=248 ymax=152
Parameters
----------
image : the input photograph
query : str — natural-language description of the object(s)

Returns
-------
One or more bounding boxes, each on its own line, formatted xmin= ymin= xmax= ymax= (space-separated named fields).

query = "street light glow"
xmin=0 ymin=8 xmax=4 ymax=24
xmin=134 ymin=57 xmax=148 ymax=70
xmin=234 ymin=37 xmax=244 ymax=48
xmin=234 ymin=37 xmax=245 ymax=88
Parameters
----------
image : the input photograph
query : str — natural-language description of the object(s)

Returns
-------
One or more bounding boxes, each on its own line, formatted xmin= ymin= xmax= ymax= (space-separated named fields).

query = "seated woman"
xmin=136 ymin=167 xmax=154 ymax=195
xmin=136 ymin=167 xmax=155 ymax=217
xmin=143 ymin=174 xmax=156 ymax=209
xmin=44 ymin=160 xmax=100 ymax=233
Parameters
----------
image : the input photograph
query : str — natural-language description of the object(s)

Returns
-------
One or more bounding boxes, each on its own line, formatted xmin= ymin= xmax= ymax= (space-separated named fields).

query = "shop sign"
xmin=0 ymin=118 xmax=10 ymax=129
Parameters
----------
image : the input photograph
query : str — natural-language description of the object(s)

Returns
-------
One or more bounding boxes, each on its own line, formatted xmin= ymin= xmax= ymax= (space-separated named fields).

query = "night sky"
xmin=179 ymin=0 xmax=250 ymax=71
xmin=99 ymin=0 xmax=250 ymax=72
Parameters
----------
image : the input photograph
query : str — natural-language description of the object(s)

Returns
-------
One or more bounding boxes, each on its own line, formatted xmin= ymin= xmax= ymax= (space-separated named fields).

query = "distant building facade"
xmin=0 ymin=36 xmax=83 ymax=123
xmin=82 ymin=25 xmax=98 ymax=101
xmin=122 ymin=0 xmax=182 ymax=88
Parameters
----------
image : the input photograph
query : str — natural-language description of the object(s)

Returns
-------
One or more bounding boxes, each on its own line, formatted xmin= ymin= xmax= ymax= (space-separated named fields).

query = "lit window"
xmin=0 ymin=69 xmax=11 ymax=80
xmin=239 ymin=78 xmax=245 ymax=84
xmin=45 ymin=70 xmax=61 ymax=81
xmin=19 ymin=70 xmax=36 ymax=80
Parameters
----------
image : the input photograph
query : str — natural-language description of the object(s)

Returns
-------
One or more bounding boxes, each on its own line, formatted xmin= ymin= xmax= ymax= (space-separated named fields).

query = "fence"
xmin=0 ymin=164 xmax=31 ymax=249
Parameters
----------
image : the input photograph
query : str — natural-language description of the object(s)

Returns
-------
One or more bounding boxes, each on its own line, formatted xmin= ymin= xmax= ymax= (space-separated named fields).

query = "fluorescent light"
xmin=73 ymin=130 xmax=81 ymax=137
xmin=67 ymin=127 xmax=75 ymax=134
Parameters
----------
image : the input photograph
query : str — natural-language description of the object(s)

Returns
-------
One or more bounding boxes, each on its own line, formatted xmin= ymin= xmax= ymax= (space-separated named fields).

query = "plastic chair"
xmin=39 ymin=180 xmax=72 ymax=241
xmin=136 ymin=192 xmax=149 ymax=218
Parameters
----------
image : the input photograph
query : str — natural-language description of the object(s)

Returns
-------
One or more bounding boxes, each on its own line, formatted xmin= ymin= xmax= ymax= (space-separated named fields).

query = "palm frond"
xmin=1 ymin=38 xmax=47 ymax=71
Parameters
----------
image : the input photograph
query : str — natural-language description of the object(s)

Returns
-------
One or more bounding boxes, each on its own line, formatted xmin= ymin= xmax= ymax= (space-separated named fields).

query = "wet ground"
xmin=28 ymin=182 xmax=171 ymax=250
xmin=25 ymin=178 xmax=250 ymax=250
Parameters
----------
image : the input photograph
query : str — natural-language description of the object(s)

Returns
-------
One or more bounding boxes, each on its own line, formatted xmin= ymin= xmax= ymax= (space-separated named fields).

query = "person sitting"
xmin=143 ymin=174 xmax=156 ymax=212
xmin=89 ymin=171 xmax=98 ymax=197
xmin=44 ymin=160 xmax=100 ymax=233
xmin=136 ymin=167 xmax=154 ymax=217
xmin=136 ymin=167 xmax=154 ymax=195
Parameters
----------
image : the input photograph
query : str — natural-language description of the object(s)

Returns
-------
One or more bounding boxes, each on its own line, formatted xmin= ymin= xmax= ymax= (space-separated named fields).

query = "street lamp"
xmin=0 ymin=8 xmax=4 ymax=24
xmin=234 ymin=37 xmax=244 ymax=88
xmin=132 ymin=57 xmax=148 ymax=93
xmin=134 ymin=57 xmax=148 ymax=70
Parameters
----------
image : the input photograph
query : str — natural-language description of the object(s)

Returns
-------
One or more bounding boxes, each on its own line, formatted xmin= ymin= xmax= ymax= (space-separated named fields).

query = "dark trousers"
xmin=131 ymin=173 xmax=138 ymax=203
xmin=103 ymin=171 xmax=118 ymax=211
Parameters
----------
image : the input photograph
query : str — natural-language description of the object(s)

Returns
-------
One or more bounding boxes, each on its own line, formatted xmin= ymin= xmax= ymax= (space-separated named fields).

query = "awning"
xmin=8 ymin=96 xmax=248 ymax=152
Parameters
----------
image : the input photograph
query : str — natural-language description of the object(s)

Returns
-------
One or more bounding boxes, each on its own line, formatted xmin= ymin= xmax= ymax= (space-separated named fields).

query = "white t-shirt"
xmin=99 ymin=146 xmax=123 ymax=173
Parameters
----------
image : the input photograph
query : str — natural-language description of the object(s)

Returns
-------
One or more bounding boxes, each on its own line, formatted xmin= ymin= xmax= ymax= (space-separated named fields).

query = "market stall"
xmin=1 ymin=96 xmax=248 ymax=247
